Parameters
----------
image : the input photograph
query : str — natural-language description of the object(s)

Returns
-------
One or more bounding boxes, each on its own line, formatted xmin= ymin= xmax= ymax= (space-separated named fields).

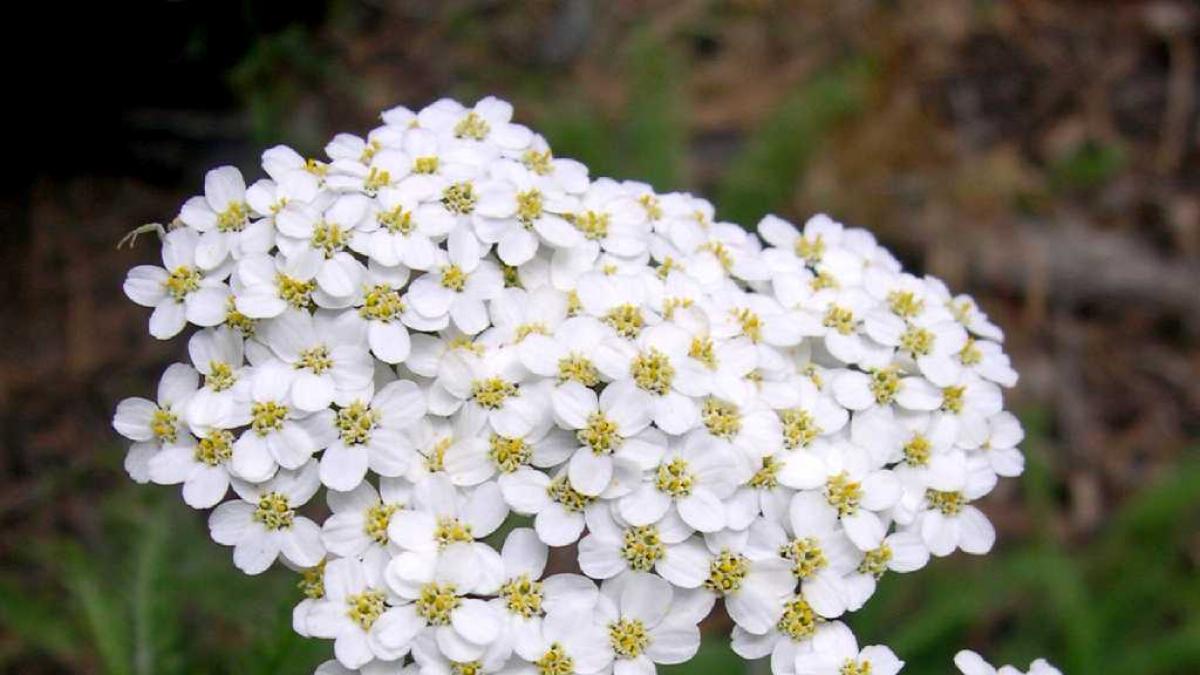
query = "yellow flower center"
xmin=499 ymin=573 xmax=544 ymax=618
xmin=688 ymin=335 xmax=717 ymax=369
xmin=927 ymin=489 xmax=966 ymax=515
xmin=825 ymin=472 xmax=863 ymax=517
xmin=840 ymin=659 xmax=874 ymax=675
xmin=522 ymin=149 xmax=553 ymax=175
xmin=433 ymin=517 xmax=474 ymax=549
xmin=440 ymin=264 xmax=468 ymax=292
xmin=298 ymin=560 xmax=325 ymax=599
xmin=639 ymin=194 xmax=663 ymax=220
xmin=296 ymin=345 xmax=333 ymax=374
xmin=535 ymin=643 xmax=574 ymax=675
xmin=630 ymin=348 xmax=674 ymax=396
xmin=699 ymin=241 xmax=734 ymax=271
xmin=253 ymin=492 xmax=294 ymax=530
xmin=781 ymin=408 xmax=821 ymax=449
xmin=346 ymin=589 xmax=387 ymax=630
xmin=150 ymin=408 xmax=179 ymax=443
xmin=701 ymin=398 xmax=742 ymax=440
xmin=451 ymin=662 xmax=482 ymax=675
xmin=194 ymin=429 xmax=234 ymax=466
xmin=748 ymin=455 xmax=781 ymax=490
xmin=454 ymin=111 xmax=490 ymax=140
xmin=730 ymin=307 xmax=763 ymax=342
xmin=573 ymin=210 xmax=609 ymax=241
xmin=704 ymin=550 xmax=749 ymax=595
xmin=276 ymin=273 xmax=316 ymax=309
xmin=858 ymin=544 xmax=892 ymax=578
xmin=777 ymin=596 xmax=821 ymax=641
xmin=311 ymin=222 xmax=348 ymax=258
xmin=216 ymin=201 xmax=249 ymax=233
xmin=413 ymin=155 xmax=439 ymax=174
xmin=336 ymin=401 xmax=378 ymax=445
xmin=869 ymin=366 xmax=901 ymax=405
xmin=471 ymin=377 xmax=518 ymax=409
xmin=655 ymin=457 xmax=694 ymax=497
xmin=781 ymin=537 xmax=828 ymax=579
xmin=941 ymin=385 xmax=965 ymax=413
xmin=823 ymin=305 xmax=857 ymax=335
xmin=425 ymin=436 xmax=452 ymax=473
xmin=365 ymin=502 xmax=399 ymax=545
xmin=608 ymin=618 xmax=650 ymax=659
xmin=164 ymin=265 xmax=201 ymax=302
xmin=360 ymin=284 xmax=406 ymax=322
xmin=442 ymin=182 xmax=477 ymax=215
xmin=603 ymin=304 xmax=645 ymax=339
xmin=516 ymin=189 xmax=544 ymax=228
xmin=811 ymin=270 xmax=839 ymax=291
xmin=958 ymin=337 xmax=983 ymax=365
xmin=489 ymin=434 xmax=532 ymax=473
xmin=887 ymin=290 xmax=925 ymax=318
xmin=224 ymin=297 xmax=257 ymax=336
xmin=205 ymin=361 xmax=237 ymax=392
xmin=903 ymin=435 xmax=931 ymax=467
xmin=899 ymin=325 xmax=934 ymax=357
xmin=557 ymin=354 xmax=600 ymax=386
xmin=514 ymin=322 xmax=549 ymax=342
xmin=546 ymin=476 xmax=595 ymax=512
xmin=578 ymin=412 xmax=621 ymax=455
xmin=251 ymin=400 xmax=288 ymax=436
xmin=379 ymin=205 xmax=415 ymax=235
xmin=795 ymin=234 xmax=824 ymax=263
xmin=363 ymin=167 xmax=391 ymax=193
xmin=415 ymin=582 xmax=460 ymax=625
xmin=620 ymin=525 xmax=665 ymax=572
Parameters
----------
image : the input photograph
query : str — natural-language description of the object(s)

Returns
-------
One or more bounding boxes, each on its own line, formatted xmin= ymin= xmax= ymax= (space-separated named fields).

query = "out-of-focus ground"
xmin=1 ymin=1 xmax=1197 ymax=673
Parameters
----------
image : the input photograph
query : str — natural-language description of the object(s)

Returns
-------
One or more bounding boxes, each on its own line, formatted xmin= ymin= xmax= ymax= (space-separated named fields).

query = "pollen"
xmin=311 ymin=222 xmax=349 ymax=258
xmin=251 ymin=400 xmax=288 ymax=435
xmin=608 ymin=618 xmax=650 ymax=659
xmin=516 ymin=189 xmax=544 ymax=228
xmin=781 ymin=537 xmax=828 ymax=580
xmin=699 ymin=241 xmax=734 ymax=271
xmin=253 ymin=491 xmax=295 ymax=530
xmin=730 ymin=307 xmax=763 ymax=342
xmin=514 ymin=322 xmax=549 ymax=342
xmin=451 ymin=662 xmax=482 ymax=675
xmin=194 ymin=429 xmax=234 ymax=466
xmin=823 ymin=305 xmax=856 ymax=335
xmin=502 ymin=263 xmax=522 ymax=288
xmin=899 ymin=325 xmax=934 ymax=357
xmin=941 ymin=385 xmax=965 ymax=413
xmin=435 ymin=264 xmax=468 ymax=293
xmin=795 ymin=234 xmax=825 ymax=263
xmin=825 ymin=472 xmax=863 ymax=517
xmin=298 ymin=560 xmax=326 ymax=599
xmin=958 ymin=337 xmax=983 ymax=365
xmin=276 ymin=273 xmax=316 ymax=310
xmin=433 ymin=517 xmax=474 ymax=549
xmin=205 ymin=361 xmax=237 ymax=392
xmin=663 ymin=296 xmax=694 ymax=319
xmin=216 ymin=201 xmax=249 ymax=233
xmin=781 ymin=408 xmax=821 ymax=449
xmin=454 ymin=111 xmax=491 ymax=140
xmin=578 ymin=412 xmax=621 ymax=454
xmin=296 ymin=345 xmax=333 ymax=374
xmin=379 ymin=205 xmax=415 ymax=235
xmin=415 ymin=582 xmax=460 ymax=625
xmin=359 ymin=140 xmax=382 ymax=163
xmin=631 ymin=349 xmax=675 ymax=396
xmin=224 ymin=297 xmax=257 ymax=336
xmin=346 ymin=589 xmax=387 ymax=630
xmin=471 ymin=377 xmax=517 ymax=409
xmin=488 ymin=434 xmax=532 ymax=473
xmin=364 ymin=502 xmax=399 ymax=545
xmin=360 ymin=284 xmax=406 ymax=322
xmin=887 ymin=290 xmax=925 ymax=319
xmin=363 ymin=167 xmax=391 ymax=193
xmin=868 ymin=366 xmax=901 ymax=405
xmin=499 ymin=573 xmax=544 ymax=618
xmin=927 ymin=489 xmax=966 ymax=516
xmin=425 ymin=435 xmax=452 ymax=473
xmin=704 ymin=549 xmax=749 ymax=595
xmin=620 ymin=525 xmax=665 ymax=572
xmin=810 ymin=270 xmax=838 ymax=291
xmin=701 ymin=398 xmax=742 ymax=440
xmin=840 ymin=659 xmax=873 ymax=675
xmin=522 ymin=149 xmax=553 ymax=175
xmin=748 ymin=455 xmax=781 ymax=490
xmin=164 ymin=265 xmax=201 ymax=302
xmin=655 ymin=457 xmax=694 ymax=497
xmin=336 ymin=401 xmax=378 ymax=445
xmin=688 ymin=335 xmax=717 ymax=369
xmin=858 ymin=543 xmax=892 ymax=578
xmin=546 ymin=476 xmax=596 ymax=513
xmin=304 ymin=158 xmax=328 ymax=177
xmin=603 ymin=304 xmax=645 ymax=339
xmin=150 ymin=408 xmax=179 ymax=444
xmin=903 ymin=434 xmax=931 ymax=467
xmin=535 ymin=643 xmax=574 ymax=675
xmin=573 ymin=210 xmax=609 ymax=241
xmin=638 ymin=194 xmax=663 ymax=220
xmin=413 ymin=156 xmax=439 ymax=174
xmin=777 ymin=596 xmax=820 ymax=641
xmin=442 ymin=182 xmax=478 ymax=215
xmin=557 ymin=354 xmax=600 ymax=387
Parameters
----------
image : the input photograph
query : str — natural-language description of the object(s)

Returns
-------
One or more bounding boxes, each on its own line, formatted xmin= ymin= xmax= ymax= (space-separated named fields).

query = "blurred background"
xmin=2 ymin=1 xmax=1198 ymax=672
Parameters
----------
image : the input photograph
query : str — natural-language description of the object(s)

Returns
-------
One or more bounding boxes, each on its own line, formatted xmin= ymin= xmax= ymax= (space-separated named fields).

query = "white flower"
xmin=179 ymin=166 xmax=272 ymax=270
xmin=618 ymin=431 xmax=740 ymax=533
xmin=970 ymin=411 xmax=1025 ymax=480
xmin=319 ymin=379 xmax=427 ymax=490
xmin=577 ymin=503 xmax=703 ymax=585
xmin=595 ymin=572 xmax=711 ymax=672
xmin=208 ymin=461 xmax=324 ymax=574
xmin=358 ymin=180 xmax=454 ymax=270
xmin=113 ymin=363 xmax=199 ymax=481
xmin=784 ymin=441 xmax=901 ymax=551
xmin=841 ymin=531 xmax=930 ymax=612
xmin=275 ymin=193 xmax=372 ymax=298
xmin=551 ymin=380 xmax=663 ymax=496
xmin=520 ymin=608 xmax=613 ymax=675
xmin=434 ymin=344 xmax=547 ymax=438
xmin=346 ymin=262 xmax=418 ymax=364
xmin=123 ymin=228 xmax=230 ymax=338
xmin=954 ymin=650 xmax=1062 ymax=675
xmin=420 ymin=96 xmax=533 ymax=151
xmin=230 ymin=360 xmax=335 ymax=482
xmin=385 ymin=475 xmax=507 ymax=569
xmin=184 ymin=327 xmax=251 ymax=430
xmin=260 ymin=309 xmax=375 ymax=412
xmin=321 ymin=479 xmax=412 ymax=558
xmin=793 ymin=621 xmax=903 ymax=675
xmin=473 ymin=160 xmax=581 ymax=264
xmin=147 ymin=428 xmax=237 ymax=508
xmin=694 ymin=539 xmax=793 ymax=636
xmin=306 ymin=556 xmax=418 ymax=669
xmin=407 ymin=229 xmax=503 ymax=335
xmin=232 ymin=253 xmax=322 ymax=319
xmin=441 ymin=414 xmax=574 ymax=487
xmin=499 ymin=467 xmax=607 ymax=546
xmin=594 ymin=323 xmax=706 ymax=435
xmin=913 ymin=479 xmax=997 ymax=557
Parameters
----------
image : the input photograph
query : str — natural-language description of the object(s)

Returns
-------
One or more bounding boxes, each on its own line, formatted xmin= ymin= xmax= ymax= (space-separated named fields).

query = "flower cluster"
xmin=114 ymin=96 xmax=1050 ymax=675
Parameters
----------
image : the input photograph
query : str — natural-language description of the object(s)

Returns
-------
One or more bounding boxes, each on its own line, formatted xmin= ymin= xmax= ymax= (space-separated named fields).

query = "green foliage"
xmin=1048 ymin=140 xmax=1127 ymax=193
xmin=716 ymin=60 xmax=872 ymax=225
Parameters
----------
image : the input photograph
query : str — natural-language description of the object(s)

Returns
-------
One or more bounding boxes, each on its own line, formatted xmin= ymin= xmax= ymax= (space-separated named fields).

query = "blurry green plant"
xmin=1048 ymin=140 xmax=1127 ymax=193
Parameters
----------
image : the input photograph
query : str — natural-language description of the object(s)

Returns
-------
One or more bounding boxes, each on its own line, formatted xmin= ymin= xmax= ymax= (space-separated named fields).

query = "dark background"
xmin=2 ymin=1 xmax=1198 ymax=673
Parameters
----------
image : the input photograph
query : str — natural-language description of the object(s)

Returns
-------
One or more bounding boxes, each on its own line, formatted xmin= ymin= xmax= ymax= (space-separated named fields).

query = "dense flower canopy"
xmin=114 ymin=96 xmax=1051 ymax=675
